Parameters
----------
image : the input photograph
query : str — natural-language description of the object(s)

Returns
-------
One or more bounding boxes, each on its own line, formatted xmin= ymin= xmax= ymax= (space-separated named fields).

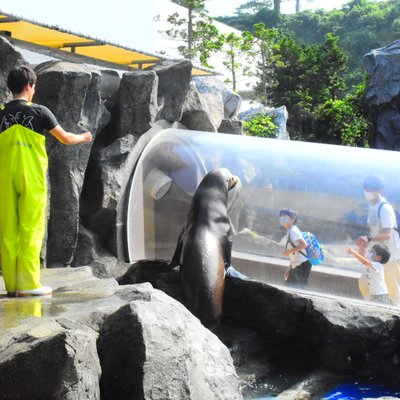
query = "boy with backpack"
xmin=279 ymin=208 xmax=312 ymax=289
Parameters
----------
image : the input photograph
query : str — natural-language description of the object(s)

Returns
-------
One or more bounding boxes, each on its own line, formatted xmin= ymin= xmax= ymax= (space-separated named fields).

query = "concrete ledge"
xmin=232 ymin=251 xmax=362 ymax=299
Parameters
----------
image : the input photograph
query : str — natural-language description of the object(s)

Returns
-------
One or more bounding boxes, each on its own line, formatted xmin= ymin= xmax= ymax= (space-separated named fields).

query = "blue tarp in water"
xmin=323 ymin=383 xmax=400 ymax=399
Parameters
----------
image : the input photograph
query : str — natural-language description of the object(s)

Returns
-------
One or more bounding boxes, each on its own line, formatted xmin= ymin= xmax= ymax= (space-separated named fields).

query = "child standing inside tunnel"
xmin=347 ymin=244 xmax=391 ymax=304
xmin=279 ymin=208 xmax=312 ymax=289
xmin=0 ymin=66 xmax=92 ymax=297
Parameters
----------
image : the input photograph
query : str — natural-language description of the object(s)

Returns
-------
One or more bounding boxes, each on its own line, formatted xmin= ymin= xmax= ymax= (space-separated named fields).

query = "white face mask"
xmin=367 ymin=250 xmax=376 ymax=261
xmin=364 ymin=190 xmax=379 ymax=202
xmin=279 ymin=216 xmax=290 ymax=226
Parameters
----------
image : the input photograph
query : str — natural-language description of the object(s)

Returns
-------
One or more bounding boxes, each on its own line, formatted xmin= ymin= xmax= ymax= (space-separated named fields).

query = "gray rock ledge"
xmin=0 ymin=267 xmax=242 ymax=400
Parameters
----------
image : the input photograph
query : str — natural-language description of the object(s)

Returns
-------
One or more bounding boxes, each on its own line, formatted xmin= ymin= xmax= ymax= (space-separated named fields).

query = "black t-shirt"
xmin=0 ymin=99 xmax=58 ymax=136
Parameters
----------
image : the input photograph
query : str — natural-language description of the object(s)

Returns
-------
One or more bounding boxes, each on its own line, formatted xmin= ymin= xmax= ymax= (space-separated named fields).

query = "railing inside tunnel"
xmin=125 ymin=128 xmax=400 ymax=302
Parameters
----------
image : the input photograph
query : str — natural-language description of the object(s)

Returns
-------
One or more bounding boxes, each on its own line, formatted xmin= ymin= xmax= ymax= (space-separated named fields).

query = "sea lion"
xmin=168 ymin=168 xmax=241 ymax=331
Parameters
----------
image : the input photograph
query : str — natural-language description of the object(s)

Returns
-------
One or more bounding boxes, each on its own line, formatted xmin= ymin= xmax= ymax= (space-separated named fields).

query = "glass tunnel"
xmin=125 ymin=129 xmax=400 ymax=301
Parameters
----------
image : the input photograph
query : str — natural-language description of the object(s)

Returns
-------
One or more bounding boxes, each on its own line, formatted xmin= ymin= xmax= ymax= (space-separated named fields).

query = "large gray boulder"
xmin=0 ymin=267 xmax=243 ymax=400
xmin=237 ymin=105 xmax=289 ymax=139
xmin=364 ymin=40 xmax=400 ymax=150
xmin=0 ymin=318 xmax=101 ymax=400
xmin=218 ymin=118 xmax=243 ymax=135
xmin=95 ymin=286 xmax=242 ymax=400
xmin=223 ymin=277 xmax=400 ymax=378
xmin=103 ymin=70 xmax=158 ymax=143
xmin=120 ymin=261 xmax=400 ymax=381
xmin=0 ymin=36 xmax=27 ymax=104
xmin=192 ymin=75 xmax=242 ymax=119
xmin=98 ymin=69 xmax=120 ymax=100
xmin=151 ymin=60 xmax=192 ymax=121
xmin=33 ymin=61 xmax=110 ymax=267
xmin=181 ymin=81 xmax=224 ymax=132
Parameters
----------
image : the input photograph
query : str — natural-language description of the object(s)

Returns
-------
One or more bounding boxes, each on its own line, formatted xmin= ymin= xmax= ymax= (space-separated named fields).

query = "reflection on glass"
xmin=126 ymin=129 xmax=400 ymax=304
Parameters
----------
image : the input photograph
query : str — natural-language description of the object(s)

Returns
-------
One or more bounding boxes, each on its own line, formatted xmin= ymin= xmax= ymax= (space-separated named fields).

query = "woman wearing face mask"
xmin=356 ymin=175 xmax=400 ymax=306
xmin=279 ymin=208 xmax=311 ymax=288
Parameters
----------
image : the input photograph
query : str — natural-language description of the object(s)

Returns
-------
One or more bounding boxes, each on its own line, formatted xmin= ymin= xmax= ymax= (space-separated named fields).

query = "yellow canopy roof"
xmin=0 ymin=12 xmax=212 ymax=75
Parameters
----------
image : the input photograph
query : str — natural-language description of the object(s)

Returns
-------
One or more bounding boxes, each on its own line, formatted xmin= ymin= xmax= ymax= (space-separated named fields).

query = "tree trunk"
xmin=260 ymin=46 xmax=268 ymax=105
xmin=296 ymin=0 xmax=300 ymax=12
xmin=230 ymin=50 xmax=236 ymax=91
xmin=274 ymin=0 xmax=280 ymax=13
xmin=188 ymin=6 xmax=193 ymax=59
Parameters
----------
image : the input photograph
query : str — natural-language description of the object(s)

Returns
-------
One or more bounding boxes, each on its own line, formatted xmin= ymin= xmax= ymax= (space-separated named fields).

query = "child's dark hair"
xmin=7 ymin=66 xmax=37 ymax=94
xmin=279 ymin=208 xmax=298 ymax=223
xmin=372 ymin=243 xmax=391 ymax=264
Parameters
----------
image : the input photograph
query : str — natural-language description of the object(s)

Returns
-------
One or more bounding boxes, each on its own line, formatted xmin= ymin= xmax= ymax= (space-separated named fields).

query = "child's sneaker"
xmin=17 ymin=286 xmax=53 ymax=297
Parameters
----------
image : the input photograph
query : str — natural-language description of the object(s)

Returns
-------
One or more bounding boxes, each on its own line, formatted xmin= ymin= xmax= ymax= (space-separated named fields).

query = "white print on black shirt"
xmin=0 ymin=111 xmax=34 ymax=132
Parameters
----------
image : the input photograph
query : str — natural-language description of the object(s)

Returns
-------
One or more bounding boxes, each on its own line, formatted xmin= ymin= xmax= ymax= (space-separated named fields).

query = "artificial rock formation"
xmin=102 ymin=70 xmax=158 ymax=144
xmin=237 ymin=104 xmax=290 ymax=140
xmin=0 ymin=36 xmax=27 ymax=105
xmin=364 ymin=39 xmax=400 ymax=150
xmin=181 ymin=81 xmax=224 ymax=132
xmin=0 ymin=36 xmax=243 ymax=267
xmin=0 ymin=267 xmax=242 ymax=400
xmin=33 ymin=61 xmax=110 ymax=267
xmin=192 ymin=75 xmax=242 ymax=119
xmin=152 ymin=60 xmax=193 ymax=122
xmin=0 ymin=318 xmax=101 ymax=400
xmin=120 ymin=261 xmax=400 ymax=387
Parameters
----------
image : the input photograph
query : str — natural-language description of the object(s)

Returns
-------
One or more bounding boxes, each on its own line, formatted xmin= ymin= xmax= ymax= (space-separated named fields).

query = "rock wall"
xmin=364 ymin=39 xmax=400 ymax=150
xmin=0 ymin=267 xmax=242 ymax=400
xmin=0 ymin=36 xmax=243 ymax=268
xmin=120 ymin=261 xmax=400 ymax=391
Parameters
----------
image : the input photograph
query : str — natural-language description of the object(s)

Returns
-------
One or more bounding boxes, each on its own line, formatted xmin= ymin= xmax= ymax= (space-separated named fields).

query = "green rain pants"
xmin=0 ymin=123 xmax=48 ymax=293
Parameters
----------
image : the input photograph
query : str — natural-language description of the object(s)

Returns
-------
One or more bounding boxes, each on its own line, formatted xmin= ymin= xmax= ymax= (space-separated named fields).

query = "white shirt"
xmin=368 ymin=198 xmax=400 ymax=259
xmin=286 ymin=225 xmax=308 ymax=268
xmin=366 ymin=261 xmax=388 ymax=295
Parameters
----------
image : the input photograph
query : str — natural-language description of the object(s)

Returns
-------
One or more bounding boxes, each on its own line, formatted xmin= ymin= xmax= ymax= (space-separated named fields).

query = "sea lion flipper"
xmin=168 ymin=226 xmax=185 ymax=269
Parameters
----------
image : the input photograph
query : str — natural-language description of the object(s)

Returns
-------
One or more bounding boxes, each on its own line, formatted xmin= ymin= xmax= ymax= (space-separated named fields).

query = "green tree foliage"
xmin=243 ymin=114 xmax=277 ymax=137
xmin=315 ymin=82 xmax=370 ymax=146
xmin=165 ymin=0 xmax=222 ymax=67
xmin=168 ymin=0 xmax=386 ymax=147
xmin=235 ymin=0 xmax=273 ymax=15
xmin=262 ymin=33 xmax=350 ymax=142
xmin=220 ymin=0 xmax=400 ymax=88
xmin=248 ymin=23 xmax=279 ymax=104
xmin=231 ymin=0 xmax=313 ymax=16
xmin=219 ymin=32 xmax=254 ymax=91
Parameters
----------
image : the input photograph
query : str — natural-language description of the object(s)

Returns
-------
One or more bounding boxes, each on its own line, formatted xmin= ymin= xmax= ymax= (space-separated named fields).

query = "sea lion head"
xmin=218 ymin=167 xmax=240 ymax=192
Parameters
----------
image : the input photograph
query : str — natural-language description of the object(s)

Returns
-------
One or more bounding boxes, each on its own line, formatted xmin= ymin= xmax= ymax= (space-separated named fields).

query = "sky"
xmin=205 ymin=0 xmax=350 ymax=16
xmin=0 ymin=0 xmax=154 ymax=51
xmin=0 ymin=0 xmax=351 ymax=54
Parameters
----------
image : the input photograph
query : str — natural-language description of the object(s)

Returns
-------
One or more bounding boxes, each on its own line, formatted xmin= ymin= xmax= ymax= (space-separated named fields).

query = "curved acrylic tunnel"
xmin=125 ymin=129 xmax=400 ymax=299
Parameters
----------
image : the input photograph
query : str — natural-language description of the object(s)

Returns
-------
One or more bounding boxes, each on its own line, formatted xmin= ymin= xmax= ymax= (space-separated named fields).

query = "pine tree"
xmin=165 ymin=0 xmax=222 ymax=67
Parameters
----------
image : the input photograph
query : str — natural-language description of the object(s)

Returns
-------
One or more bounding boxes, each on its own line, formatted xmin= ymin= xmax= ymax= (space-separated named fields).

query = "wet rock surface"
xmin=120 ymin=260 xmax=400 ymax=399
xmin=1 ymin=261 xmax=400 ymax=399
xmin=0 ymin=267 xmax=242 ymax=400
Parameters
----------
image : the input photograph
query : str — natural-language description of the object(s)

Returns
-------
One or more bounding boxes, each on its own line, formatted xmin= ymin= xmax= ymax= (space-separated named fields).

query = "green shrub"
xmin=243 ymin=113 xmax=277 ymax=138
